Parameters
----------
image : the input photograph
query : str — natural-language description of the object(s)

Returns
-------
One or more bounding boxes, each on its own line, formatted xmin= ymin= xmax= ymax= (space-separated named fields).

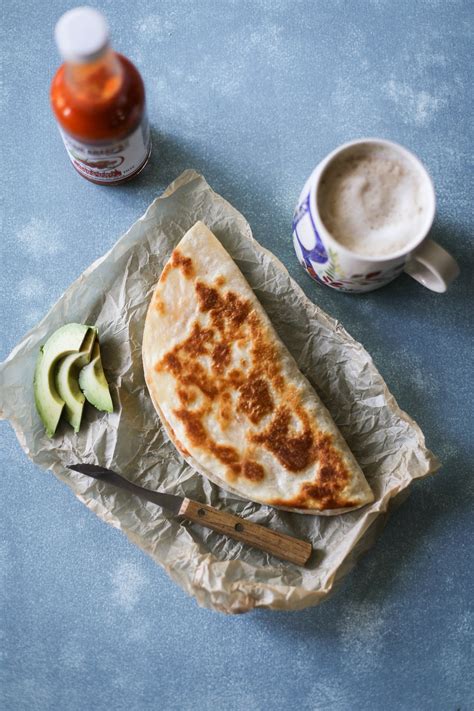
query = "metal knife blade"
xmin=68 ymin=463 xmax=183 ymax=515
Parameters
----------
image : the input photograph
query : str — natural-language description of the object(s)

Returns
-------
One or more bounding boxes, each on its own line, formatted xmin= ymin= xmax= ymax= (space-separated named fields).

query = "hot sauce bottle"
xmin=51 ymin=7 xmax=151 ymax=184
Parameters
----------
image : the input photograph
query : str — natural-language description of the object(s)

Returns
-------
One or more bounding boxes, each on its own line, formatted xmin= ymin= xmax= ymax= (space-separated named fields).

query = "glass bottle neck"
xmin=65 ymin=47 xmax=123 ymax=102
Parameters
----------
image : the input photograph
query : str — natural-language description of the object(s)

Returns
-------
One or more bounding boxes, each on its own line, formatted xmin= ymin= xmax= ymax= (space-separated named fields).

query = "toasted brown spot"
xmin=238 ymin=377 xmax=273 ymax=424
xmin=173 ymin=409 xmax=207 ymax=446
xmin=217 ymin=391 xmax=232 ymax=430
xmin=243 ymin=460 xmax=265 ymax=482
xmin=156 ymin=324 xmax=215 ymax=397
xmin=158 ymin=353 xmax=181 ymax=374
xmin=177 ymin=387 xmax=196 ymax=405
xmin=247 ymin=313 xmax=285 ymax=393
xmin=182 ymin=323 xmax=214 ymax=356
xmin=182 ymin=363 xmax=218 ymax=399
xmin=160 ymin=263 xmax=172 ymax=283
xmin=154 ymin=298 xmax=166 ymax=314
xmin=269 ymin=433 xmax=354 ymax=509
xmin=221 ymin=292 xmax=251 ymax=329
xmin=228 ymin=368 xmax=246 ymax=386
xmin=195 ymin=282 xmax=219 ymax=311
xmin=196 ymin=281 xmax=251 ymax=333
xmin=252 ymin=407 xmax=313 ymax=471
xmin=174 ymin=406 xmax=242 ymax=473
xmin=212 ymin=343 xmax=231 ymax=373
xmin=227 ymin=462 xmax=242 ymax=482
xmin=209 ymin=443 xmax=240 ymax=464
xmin=215 ymin=276 xmax=226 ymax=287
xmin=171 ymin=249 xmax=194 ymax=278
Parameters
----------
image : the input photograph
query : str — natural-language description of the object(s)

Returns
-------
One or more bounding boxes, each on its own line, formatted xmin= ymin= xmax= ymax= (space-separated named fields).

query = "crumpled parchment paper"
xmin=0 ymin=170 xmax=440 ymax=613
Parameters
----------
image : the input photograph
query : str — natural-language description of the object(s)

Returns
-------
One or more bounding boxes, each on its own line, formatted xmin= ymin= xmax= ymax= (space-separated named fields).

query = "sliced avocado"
xmin=78 ymin=341 xmax=113 ymax=413
xmin=34 ymin=323 xmax=90 ymax=437
xmin=55 ymin=328 xmax=97 ymax=432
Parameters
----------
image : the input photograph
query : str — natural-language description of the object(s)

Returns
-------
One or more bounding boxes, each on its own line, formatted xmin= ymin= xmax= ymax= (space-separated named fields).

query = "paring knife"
xmin=68 ymin=464 xmax=312 ymax=566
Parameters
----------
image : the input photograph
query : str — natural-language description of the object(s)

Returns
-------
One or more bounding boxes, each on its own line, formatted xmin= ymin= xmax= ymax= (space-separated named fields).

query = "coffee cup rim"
xmin=310 ymin=137 xmax=437 ymax=263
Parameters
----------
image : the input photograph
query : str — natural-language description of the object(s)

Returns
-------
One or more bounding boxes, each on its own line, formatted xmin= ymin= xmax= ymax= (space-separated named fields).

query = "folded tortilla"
xmin=143 ymin=222 xmax=374 ymax=514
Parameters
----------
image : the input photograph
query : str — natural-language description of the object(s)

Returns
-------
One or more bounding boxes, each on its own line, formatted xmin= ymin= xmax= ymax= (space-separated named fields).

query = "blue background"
xmin=1 ymin=1 xmax=473 ymax=709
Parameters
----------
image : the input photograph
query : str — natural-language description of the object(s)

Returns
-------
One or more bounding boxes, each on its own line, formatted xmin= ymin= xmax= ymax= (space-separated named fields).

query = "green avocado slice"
xmin=55 ymin=328 xmax=97 ymax=432
xmin=78 ymin=341 xmax=113 ymax=413
xmin=34 ymin=323 xmax=91 ymax=437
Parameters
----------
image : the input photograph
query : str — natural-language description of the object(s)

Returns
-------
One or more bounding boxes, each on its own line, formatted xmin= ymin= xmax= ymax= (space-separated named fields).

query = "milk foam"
xmin=318 ymin=144 xmax=429 ymax=257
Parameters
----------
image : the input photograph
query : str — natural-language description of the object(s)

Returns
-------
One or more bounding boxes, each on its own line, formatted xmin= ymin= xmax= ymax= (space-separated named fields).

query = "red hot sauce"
xmin=51 ymin=7 xmax=151 ymax=184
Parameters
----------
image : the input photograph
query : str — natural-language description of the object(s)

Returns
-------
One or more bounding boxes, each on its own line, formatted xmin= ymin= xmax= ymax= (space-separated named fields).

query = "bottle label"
xmin=59 ymin=114 xmax=151 ymax=183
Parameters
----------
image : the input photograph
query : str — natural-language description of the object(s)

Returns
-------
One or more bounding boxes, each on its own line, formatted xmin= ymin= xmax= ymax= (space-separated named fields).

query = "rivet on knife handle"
xmin=179 ymin=498 xmax=312 ymax=566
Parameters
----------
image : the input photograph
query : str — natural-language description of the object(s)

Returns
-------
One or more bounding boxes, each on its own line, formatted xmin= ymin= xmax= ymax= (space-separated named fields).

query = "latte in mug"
xmin=293 ymin=138 xmax=459 ymax=293
xmin=317 ymin=143 xmax=431 ymax=258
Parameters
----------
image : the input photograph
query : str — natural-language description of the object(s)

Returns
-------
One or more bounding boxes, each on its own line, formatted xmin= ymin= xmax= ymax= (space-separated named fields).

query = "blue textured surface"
xmin=1 ymin=2 xmax=473 ymax=709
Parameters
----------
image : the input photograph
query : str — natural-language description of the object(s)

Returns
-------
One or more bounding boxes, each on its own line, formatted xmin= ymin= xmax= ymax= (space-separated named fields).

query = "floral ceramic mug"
xmin=292 ymin=138 xmax=460 ymax=293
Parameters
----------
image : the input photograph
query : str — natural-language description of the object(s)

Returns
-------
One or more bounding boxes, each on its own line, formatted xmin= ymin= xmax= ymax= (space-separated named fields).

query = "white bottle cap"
xmin=55 ymin=6 xmax=109 ymax=63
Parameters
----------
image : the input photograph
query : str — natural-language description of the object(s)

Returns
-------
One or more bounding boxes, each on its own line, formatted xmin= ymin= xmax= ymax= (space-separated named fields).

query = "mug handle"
xmin=404 ymin=239 xmax=460 ymax=293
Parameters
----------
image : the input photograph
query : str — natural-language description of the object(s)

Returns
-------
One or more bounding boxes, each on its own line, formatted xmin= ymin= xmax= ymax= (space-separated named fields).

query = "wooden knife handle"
xmin=179 ymin=498 xmax=312 ymax=566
